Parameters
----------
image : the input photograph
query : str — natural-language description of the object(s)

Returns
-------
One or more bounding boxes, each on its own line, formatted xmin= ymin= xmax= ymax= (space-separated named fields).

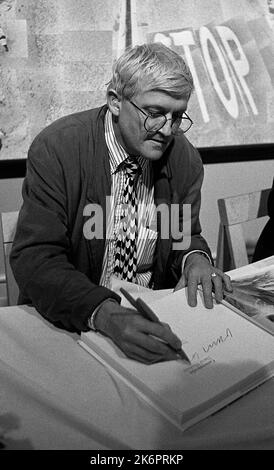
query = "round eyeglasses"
xmin=129 ymin=100 xmax=193 ymax=134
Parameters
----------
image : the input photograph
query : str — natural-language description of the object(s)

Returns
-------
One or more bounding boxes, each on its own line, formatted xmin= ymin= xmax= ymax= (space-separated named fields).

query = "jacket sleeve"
xmin=167 ymin=145 xmax=213 ymax=280
xmin=10 ymin=135 xmax=120 ymax=332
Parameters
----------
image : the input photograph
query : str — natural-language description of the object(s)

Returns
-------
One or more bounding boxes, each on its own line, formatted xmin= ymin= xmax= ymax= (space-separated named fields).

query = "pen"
xmin=120 ymin=287 xmax=191 ymax=364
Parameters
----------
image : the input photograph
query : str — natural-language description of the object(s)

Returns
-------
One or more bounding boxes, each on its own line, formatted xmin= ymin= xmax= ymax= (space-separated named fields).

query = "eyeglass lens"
xmin=145 ymin=115 xmax=192 ymax=133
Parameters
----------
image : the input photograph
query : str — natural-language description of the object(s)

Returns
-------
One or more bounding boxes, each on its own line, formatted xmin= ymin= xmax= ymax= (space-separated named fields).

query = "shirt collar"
xmin=105 ymin=109 xmax=148 ymax=175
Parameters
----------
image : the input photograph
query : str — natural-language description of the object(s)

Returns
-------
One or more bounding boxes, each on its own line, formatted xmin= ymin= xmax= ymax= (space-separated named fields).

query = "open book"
xmin=79 ymin=274 xmax=274 ymax=431
xmin=223 ymin=256 xmax=274 ymax=335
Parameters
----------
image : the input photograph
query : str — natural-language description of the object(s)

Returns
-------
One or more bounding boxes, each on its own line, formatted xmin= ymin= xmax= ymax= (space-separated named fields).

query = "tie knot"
xmin=123 ymin=157 xmax=140 ymax=178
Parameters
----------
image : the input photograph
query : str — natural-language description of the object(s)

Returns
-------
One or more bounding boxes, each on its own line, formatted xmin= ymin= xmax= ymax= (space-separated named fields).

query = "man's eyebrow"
xmin=144 ymin=105 xmax=185 ymax=115
xmin=143 ymin=104 xmax=165 ymax=112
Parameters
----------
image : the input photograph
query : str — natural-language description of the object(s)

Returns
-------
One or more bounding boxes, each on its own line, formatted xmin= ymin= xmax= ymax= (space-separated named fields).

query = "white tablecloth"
xmin=0 ymin=304 xmax=274 ymax=450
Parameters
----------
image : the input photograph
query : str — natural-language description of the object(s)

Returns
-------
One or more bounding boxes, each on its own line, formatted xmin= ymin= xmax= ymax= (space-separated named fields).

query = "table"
xmin=0 ymin=304 xmax=274 ymax=450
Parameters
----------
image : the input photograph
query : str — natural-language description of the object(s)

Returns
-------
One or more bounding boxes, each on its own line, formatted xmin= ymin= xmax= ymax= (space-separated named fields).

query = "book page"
xmin=224 ymin=256 xmax=274 ymax=334
xmin=110 ymin=275 xmax=173 ymax=307
xmin=81 ymin=288 xmax=274 ymax=428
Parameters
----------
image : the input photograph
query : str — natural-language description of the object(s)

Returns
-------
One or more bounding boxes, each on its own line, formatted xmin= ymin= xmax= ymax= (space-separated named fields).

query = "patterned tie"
xmin=114 ymin=157 xmax=140 ymax=282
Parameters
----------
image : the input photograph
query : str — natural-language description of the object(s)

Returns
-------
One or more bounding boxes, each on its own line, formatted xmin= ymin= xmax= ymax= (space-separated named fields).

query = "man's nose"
xmin=159 ymin=118 xmax=173 ymax=136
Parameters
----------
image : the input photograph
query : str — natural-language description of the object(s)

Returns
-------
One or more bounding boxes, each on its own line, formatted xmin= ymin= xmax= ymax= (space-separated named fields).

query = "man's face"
xmin=110 ymin=90 xmax=189 ymax=161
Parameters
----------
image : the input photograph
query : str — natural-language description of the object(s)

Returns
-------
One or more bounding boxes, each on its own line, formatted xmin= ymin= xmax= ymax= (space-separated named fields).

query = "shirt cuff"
xmin=181 ymin=250 xmax=212 ymax=273
xmin=88 ymin=298 xmax=119 ymax=331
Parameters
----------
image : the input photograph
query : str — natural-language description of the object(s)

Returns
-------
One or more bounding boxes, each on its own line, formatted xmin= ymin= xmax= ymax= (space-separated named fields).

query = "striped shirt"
xmin=99 ymin=110 xmax=158 ymax=288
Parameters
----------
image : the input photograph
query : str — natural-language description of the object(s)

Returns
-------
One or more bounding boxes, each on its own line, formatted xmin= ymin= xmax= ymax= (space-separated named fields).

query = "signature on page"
xmin=184 ymin=328 xmax=233 ymax=374
xmin=202 ymin=328 xmax=233 ymax=354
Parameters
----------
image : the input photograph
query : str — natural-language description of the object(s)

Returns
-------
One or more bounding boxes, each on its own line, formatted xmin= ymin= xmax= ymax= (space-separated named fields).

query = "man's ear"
xmin=107 ymin=89 xmax=121 ymax=117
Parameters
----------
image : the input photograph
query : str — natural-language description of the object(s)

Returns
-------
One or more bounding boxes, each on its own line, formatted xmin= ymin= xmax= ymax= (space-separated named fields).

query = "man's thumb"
xmin=173 ymin=273 xmax=187 ymax=291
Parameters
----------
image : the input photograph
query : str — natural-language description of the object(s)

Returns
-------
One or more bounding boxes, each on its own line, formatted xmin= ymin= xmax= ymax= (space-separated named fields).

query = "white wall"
xmin=0 ymin=179 xmax=23 ymax=213
xmin=200 ymin=159 xmax=274 ymax=258
xmin=0 ymin=178 xmax=23 ymax=302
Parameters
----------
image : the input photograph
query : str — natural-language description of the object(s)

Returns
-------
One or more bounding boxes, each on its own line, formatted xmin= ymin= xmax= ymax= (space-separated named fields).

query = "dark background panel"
xmin=1 ymin=143 xmax=273 ymax=179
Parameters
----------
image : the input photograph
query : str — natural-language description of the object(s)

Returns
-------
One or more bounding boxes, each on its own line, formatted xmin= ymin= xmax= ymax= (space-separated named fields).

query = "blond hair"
xmin=107 ymin=42 xmax=193 ymax=100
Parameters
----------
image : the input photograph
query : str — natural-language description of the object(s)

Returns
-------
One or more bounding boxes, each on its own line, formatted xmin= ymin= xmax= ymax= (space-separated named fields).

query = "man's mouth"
xmin=150 ymin=138 xmax=166 ymax=144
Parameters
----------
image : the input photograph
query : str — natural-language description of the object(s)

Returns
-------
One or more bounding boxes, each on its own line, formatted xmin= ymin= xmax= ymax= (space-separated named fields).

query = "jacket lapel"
xmin=152 ymin=158 xmax=173 ymax=288
xmin=85 ymin=108 xmax=111 ymax=281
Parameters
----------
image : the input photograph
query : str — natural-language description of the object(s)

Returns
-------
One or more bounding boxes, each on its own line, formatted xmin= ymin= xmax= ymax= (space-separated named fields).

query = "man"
xmin=10 ymin=43 xmax=232 ymax=364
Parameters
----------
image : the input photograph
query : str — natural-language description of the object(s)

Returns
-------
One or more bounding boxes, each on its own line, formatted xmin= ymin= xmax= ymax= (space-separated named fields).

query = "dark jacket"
xmin=10 ymin=105 xmax=211 ymax=332
xmin=253 ymin=179 xmax=274 ymax=262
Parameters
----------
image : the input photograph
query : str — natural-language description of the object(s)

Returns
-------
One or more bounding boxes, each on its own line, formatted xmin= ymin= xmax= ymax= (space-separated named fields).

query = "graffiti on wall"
xmin=135 ymin=0 xmax=274 ymax=147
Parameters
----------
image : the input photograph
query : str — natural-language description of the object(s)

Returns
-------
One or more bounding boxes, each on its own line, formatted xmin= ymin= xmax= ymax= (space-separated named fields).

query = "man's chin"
xmin=141 ymin=142 xmax=167 ymax=160
xmin=142 ymin=151 xmax=164 ymax=161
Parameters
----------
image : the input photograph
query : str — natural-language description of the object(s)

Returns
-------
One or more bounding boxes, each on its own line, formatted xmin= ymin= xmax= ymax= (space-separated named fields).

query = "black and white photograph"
xmin=0 ymin=0 xmax=273 ymax=458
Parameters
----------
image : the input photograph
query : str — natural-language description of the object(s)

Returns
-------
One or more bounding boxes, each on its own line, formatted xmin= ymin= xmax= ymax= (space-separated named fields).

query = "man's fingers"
xmin=201 ymin=276 xmax=214 ymax=308
xmin=174 ymin=273 xmax=187 ymax=292
xmin=122 ymin=336 xmax=179 ymax=363
xmin=211 ymin=274 xmax=224 ymax=303
xmin=186 ymin=276 xmax=199 ymax=307
xmin=121 ymin=342 xmax=163 ymax=364
xmin=223 ymin=273 xmax=233 ymax=292
xmin=211 ymin=272 xmax=233 ymax=302
xmin=140 ymin=320 xmax=182 ymax=352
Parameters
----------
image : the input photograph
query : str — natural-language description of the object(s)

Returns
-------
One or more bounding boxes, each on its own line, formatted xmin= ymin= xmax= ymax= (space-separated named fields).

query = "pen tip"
xmin=177 ymin=350 xmax=191 ymax=364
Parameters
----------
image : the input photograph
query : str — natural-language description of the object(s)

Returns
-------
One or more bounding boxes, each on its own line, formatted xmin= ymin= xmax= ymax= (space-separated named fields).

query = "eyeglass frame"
xmin=128 ymin=100 xmax=193 ymax=134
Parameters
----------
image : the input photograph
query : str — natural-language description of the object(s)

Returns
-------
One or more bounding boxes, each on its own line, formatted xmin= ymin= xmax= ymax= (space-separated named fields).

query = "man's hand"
xmin=174 ymin=252 xmax=233 ymax=308
xmin=94 ymin=299 xmax=182 ymax=364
